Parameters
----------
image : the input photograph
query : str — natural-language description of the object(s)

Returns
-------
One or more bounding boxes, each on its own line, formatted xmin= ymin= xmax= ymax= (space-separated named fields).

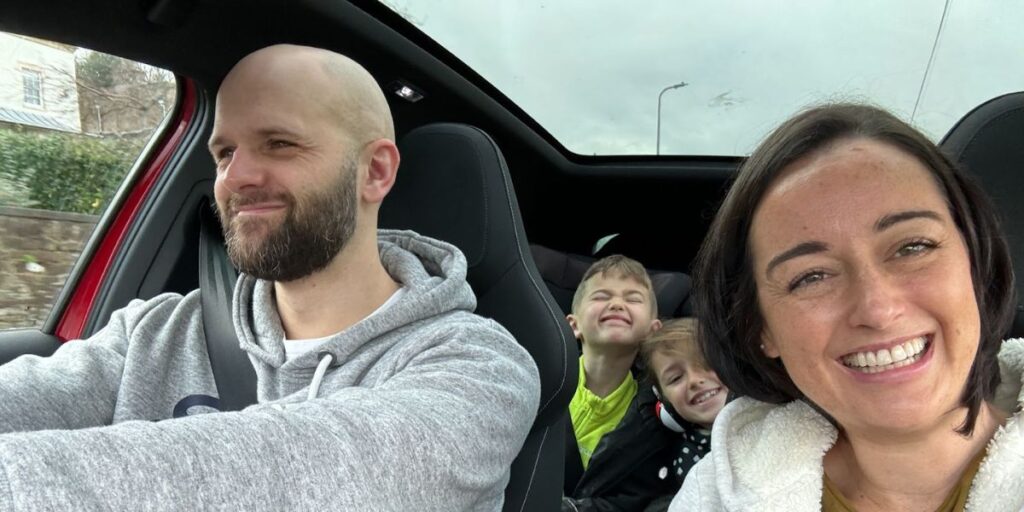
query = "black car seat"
xmin=530 ymin=243 xmax=694 ymax=318
xmin=379 ymin=123 xmax=578 ymax=512
xmin=940 ymin=92 xmax=1024 ymax=336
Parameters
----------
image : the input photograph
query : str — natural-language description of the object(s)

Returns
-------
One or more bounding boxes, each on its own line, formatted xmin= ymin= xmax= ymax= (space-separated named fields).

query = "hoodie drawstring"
xmin=307 ymin=353 xmax=334 ymax=401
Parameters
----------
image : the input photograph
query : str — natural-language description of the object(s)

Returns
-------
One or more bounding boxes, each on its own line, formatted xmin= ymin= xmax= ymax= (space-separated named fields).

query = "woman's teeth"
xmin=842 ymin=337 xmax=928 ymax=374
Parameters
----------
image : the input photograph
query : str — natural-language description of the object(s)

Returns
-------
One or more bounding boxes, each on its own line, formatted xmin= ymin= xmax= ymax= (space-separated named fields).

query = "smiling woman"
xmin=674 ymin=104 xmax=1024 ymax=511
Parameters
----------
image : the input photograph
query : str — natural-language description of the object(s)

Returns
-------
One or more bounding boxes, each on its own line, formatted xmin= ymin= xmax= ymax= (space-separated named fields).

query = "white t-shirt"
xmin=283 ymin=287 xmax=406 ymax=360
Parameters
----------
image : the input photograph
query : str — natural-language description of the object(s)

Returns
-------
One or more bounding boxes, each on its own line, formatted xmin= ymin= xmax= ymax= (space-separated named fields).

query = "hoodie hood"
xmin=231 ymin=229 xmax=478 ymax=399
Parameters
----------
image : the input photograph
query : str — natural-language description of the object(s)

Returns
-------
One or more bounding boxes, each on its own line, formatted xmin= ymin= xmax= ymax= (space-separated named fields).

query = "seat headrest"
xmin=941 ymin=92 xmax=1024 ymax=335
xmin=530 ymin=244 xmax=693 ymax=318
xmin=380 ymin=125 xmax=492 ymax=274
xmin=380 ymin=123 xmax=577 ymax=428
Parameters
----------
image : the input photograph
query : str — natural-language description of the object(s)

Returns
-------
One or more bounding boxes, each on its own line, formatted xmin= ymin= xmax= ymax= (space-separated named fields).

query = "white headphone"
xmin=652 ymin=386 xmax=685 ymax=433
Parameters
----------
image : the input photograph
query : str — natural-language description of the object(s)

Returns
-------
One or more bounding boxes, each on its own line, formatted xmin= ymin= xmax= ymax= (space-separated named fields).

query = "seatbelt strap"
xmin=199 ymin=205 xmax=258 ymax=411
xmin=563 ymin=414 xmax=584 ymax=495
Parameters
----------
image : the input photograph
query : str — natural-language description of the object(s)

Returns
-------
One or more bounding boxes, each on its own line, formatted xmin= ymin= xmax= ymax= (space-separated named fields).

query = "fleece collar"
xmin=708 ymin=338 xmax=1024 ymax=511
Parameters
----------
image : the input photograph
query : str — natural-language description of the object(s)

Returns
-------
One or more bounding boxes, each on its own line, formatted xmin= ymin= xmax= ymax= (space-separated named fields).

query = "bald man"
xmin=0 ymin=45 xmax=541 ymax=511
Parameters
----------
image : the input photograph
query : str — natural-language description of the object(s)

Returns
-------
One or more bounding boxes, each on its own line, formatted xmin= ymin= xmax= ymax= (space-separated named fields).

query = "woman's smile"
xmin=839 ymin=335 xmax=937 ymax=385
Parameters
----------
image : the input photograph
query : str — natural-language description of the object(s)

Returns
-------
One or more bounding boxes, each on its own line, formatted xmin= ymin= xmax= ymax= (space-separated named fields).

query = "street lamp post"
xmin=657 ymin=81 xmax=688 ymax=155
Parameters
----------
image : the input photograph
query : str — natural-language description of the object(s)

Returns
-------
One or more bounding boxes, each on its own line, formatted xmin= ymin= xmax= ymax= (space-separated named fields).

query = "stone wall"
xmin=0 ymin=206 xmax=97 ymax=330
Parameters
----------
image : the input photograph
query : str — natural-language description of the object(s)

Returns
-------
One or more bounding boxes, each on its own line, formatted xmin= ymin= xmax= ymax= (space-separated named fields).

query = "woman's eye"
xmin=788 ymin=271 xmax=827 ymax=292
xmin=894 ymin=239 xmax=938 ymax=258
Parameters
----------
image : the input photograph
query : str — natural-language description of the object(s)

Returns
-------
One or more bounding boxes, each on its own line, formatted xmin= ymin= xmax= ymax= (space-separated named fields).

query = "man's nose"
xmin=219 ymin=148 xmax=267 ymax=191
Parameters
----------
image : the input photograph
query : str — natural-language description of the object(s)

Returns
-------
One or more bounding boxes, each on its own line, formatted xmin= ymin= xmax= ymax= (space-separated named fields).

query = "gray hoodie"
xmin=0 ymin=229 xmax=541 ymax=511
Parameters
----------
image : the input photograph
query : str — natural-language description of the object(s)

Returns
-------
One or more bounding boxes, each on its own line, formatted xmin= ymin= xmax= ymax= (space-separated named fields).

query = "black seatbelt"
xmin=198 ymin=204 xmax=258 ymax=411
xmin=563 ymin=414 xmax=584 ymax=494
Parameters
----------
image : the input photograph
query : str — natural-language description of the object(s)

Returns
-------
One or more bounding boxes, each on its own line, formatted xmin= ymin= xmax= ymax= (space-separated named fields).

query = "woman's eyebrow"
xmin=765 ymin=241 xmax=829 ymax=277
xmin=874 ymin=210 xmax=943 ymax=232
xmin=764 ymin=210 xmax=945 ymax=277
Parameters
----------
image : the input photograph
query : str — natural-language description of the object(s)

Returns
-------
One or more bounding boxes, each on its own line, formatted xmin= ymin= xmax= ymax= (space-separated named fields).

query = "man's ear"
xmin=761 ymin=330 xmax=781 ymax=358
xmin=566 ymin=314 xmax=582 ymax=340
xmin=360 ymin=138 xmax=400 ymax=204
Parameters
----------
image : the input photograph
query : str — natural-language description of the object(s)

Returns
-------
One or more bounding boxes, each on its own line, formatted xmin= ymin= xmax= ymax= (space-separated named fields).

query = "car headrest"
xmin=380 ymin=123 xmax=577 ymax=429
xmin=530 ymin=243 xmax=693 ymax=318
xmin=941 ymin=92 xmax=1024 ymax=336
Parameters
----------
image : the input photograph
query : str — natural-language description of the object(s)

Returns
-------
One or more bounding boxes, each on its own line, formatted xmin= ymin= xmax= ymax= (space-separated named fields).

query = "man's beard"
xmin=217 ymin=159 xmax=358 ymax=282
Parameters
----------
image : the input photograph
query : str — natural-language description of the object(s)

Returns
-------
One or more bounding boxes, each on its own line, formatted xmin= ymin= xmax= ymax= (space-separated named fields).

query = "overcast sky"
xmin=383 ymin=0 xmax=1024 ymax=156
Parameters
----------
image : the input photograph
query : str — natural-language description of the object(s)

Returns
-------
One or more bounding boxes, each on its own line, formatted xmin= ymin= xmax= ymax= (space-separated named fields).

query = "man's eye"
xmin=269 ymin=139 xmax=294 ymax=149
xmin=214 ymin=148 xmax=234 ymax=163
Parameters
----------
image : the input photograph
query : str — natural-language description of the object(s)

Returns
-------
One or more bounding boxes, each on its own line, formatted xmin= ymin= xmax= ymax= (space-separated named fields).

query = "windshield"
xmin=380 ymin=1 xmax=1024 ymax=157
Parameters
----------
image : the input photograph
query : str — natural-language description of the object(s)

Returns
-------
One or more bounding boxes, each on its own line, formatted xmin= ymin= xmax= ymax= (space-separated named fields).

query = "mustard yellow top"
xmin=568 ymin=356 xmax=637 ymax=469
xmin=822 ymin=447 xmax=986 ymax=512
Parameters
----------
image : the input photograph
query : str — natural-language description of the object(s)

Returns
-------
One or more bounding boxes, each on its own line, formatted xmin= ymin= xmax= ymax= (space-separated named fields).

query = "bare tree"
xmin=42 ymin=50 xmax=175 ymax=137
xmin=74 ymin=51 xmax=175 ymax=137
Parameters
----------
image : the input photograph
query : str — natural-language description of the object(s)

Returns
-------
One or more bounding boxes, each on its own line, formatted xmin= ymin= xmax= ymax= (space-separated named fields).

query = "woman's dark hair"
xmin=694 ymin=103 xmax=1015 ymax=435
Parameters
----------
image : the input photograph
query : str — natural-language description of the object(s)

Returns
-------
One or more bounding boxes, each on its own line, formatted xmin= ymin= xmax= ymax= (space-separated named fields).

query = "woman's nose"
xmin=847 ymin=267 xmax=905 ymax=329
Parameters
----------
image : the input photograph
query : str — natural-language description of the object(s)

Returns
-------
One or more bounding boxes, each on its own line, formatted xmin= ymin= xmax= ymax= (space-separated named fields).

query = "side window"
xmin=0 ymin=32 xmax=176 ymax=331
xmin=21 ymin=69 xmax=43 ymax=107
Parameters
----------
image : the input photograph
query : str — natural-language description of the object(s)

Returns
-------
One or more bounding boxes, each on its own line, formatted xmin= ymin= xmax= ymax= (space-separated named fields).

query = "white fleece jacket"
xmin=670 ymin=338 xmax=1024 ymax=511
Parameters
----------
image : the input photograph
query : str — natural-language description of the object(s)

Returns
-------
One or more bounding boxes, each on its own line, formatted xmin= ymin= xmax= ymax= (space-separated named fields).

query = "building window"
xmin=22 ymin=70 xmax=42 ymax=107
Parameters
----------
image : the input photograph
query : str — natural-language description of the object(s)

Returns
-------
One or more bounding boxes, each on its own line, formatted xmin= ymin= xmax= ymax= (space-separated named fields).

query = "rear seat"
xmin=530 ymin=244 xmax=693 ymax=318
xmin=531 ymin=243 xmax=694 ymax=496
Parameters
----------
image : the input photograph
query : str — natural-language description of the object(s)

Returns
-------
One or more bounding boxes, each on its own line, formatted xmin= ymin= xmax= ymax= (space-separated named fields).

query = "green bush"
xmin=0 ymin=128 xmax=142 ymax=215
